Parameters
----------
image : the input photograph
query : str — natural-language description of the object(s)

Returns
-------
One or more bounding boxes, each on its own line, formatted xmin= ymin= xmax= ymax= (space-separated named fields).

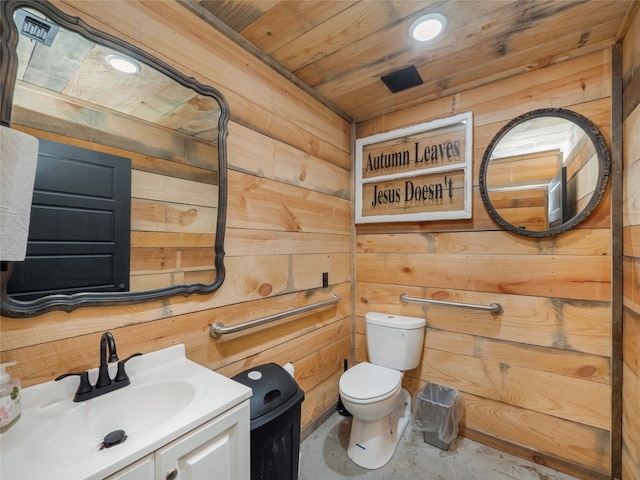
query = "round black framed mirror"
xmin=479 ymin=108 xmax=610 ymax=238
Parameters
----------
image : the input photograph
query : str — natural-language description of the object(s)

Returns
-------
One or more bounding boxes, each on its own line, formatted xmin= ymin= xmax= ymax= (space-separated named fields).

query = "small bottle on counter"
xmin=0 ymin=362 xmax=21 ymax=433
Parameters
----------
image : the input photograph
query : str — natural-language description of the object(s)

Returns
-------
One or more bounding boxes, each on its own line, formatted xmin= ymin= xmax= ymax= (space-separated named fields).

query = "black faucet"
xmin=96 ymin=332 xmax=118 ymax=388
xmin=56 ymin=332 xmax=142 ymax=402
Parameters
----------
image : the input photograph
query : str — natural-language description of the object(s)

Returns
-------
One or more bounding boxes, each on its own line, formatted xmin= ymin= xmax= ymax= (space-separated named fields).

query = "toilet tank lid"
xmin=366 ymin=312 xmax=426 ymax=329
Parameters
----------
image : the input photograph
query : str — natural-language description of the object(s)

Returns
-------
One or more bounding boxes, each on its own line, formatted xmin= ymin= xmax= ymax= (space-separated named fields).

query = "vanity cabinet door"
xmin=107 ymin=454 xmax=155 ymax=480
xmin=155 ymin=401 xmax=250 ymax=480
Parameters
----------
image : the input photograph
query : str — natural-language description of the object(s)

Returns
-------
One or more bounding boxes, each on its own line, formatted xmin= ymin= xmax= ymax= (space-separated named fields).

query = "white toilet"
xmin=339 ymin=312 xmax=426 ymax=469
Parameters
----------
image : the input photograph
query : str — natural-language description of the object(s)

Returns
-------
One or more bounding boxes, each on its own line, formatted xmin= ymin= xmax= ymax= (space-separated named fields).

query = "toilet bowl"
xmin=340 ymin=362 xmax=402 ymax=420
xmin=338 ymin=312 xmax=426 ymax=469
xmin=339 ymin=362 xmax=411 ymax=469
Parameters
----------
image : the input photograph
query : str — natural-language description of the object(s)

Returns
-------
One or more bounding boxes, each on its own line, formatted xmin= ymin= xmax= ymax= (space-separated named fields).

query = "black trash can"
xmin=232 ymin=363 xmax=305 ymax=480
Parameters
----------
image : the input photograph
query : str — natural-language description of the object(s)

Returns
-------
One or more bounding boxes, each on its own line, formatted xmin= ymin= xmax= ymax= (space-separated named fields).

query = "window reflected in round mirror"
xmin=479 ymin=108 xmax=610 ymax=237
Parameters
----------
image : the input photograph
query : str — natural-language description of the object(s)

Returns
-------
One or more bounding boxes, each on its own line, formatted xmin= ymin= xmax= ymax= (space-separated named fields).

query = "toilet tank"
xmin=366 ymin=312 xmax=426 ymax=370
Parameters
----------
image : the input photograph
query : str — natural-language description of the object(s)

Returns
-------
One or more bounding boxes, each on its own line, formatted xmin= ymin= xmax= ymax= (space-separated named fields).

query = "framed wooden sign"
xmin=355 ymin=112 xmax=473 ymax=224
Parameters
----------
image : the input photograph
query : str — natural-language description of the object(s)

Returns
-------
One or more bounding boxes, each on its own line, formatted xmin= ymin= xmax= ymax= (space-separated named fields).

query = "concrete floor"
xmin=299 ymin=412 xmax=579 ymax=480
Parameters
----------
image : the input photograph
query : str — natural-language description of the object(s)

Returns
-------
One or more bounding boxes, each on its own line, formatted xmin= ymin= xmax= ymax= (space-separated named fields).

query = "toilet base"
xmin=346 ymin=388 xmax=412 ymax=469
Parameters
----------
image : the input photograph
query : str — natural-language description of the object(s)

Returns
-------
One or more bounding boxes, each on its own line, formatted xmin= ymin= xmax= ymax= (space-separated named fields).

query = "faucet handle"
xmin=114 ymin=353 xmax=143 ymax=384
xmin=55 ymin=371 xmax=93 ymax=398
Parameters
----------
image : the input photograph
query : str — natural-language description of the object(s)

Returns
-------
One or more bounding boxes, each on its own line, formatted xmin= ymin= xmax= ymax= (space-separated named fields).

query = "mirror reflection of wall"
xmin=487 ymin=117 xmax=598 ymax=231
xmin=480 ymin=109 xmax=609 ymax=238
xmin=1 ymin=2 xmax=228 ymax=316
xmin=13 ymin=7 xmax=220 ymax=292
xmin=7 ymin=140 xmax=132 ymax=300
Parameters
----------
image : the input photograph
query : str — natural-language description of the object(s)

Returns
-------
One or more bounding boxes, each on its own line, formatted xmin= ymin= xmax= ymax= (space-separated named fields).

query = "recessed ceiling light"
xmin=105 ymin=54 xmax=140 ymax=74
xmin=410 ymin=13 xmax=447 ymax=42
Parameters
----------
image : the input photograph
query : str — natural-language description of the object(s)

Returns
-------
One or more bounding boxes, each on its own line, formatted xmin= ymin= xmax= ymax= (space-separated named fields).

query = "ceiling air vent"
xmin=380 ymin=65 xmax=423 ymax=93
xmin=14 ymin=9 xmax=59 ymax=47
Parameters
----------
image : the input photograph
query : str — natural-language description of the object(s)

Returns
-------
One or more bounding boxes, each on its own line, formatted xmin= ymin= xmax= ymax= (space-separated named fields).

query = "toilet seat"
xmin=339 ymin=362 xmax=402 ymax=404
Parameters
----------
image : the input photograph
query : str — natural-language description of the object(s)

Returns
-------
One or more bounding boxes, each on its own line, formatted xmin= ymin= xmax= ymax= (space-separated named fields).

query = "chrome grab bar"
xmin=210 ymin=294 xmax=341 ymax=338
xmin=400 ymin=294 xmax=503 ymax=314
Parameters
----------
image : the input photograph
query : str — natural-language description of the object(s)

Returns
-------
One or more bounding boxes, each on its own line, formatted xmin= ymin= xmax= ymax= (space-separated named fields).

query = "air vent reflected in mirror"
xmin=15 ymin=9 xmax=59 ymax=46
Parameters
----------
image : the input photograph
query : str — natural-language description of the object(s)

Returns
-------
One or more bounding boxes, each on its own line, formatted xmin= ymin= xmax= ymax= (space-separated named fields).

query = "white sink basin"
xmin=0 ymin=344 xmax=251 ymax=480
xmin=23 ymin=381 xmax=195 ymax=463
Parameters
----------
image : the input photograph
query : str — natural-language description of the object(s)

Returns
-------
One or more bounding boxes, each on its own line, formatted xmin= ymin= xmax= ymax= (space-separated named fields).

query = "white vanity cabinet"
xmin=108 ymin=400 xmax=250 ymax=480
xmin=0 ymin=345 xmax=253 ymax=480
xmin=107 ymin=455 xmax=155 ymax=480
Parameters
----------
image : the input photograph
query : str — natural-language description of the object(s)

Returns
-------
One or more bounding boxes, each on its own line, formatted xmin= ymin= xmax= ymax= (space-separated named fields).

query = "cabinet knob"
xmin=166 ymin=468 xmax=178 ymax=480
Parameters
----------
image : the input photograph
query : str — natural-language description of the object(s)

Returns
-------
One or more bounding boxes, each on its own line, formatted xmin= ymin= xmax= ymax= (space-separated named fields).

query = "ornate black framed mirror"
xmin=479 ymin=108 xmax=610 ymax=238
xmin=0 ymin=0 xmax=228 ymax=317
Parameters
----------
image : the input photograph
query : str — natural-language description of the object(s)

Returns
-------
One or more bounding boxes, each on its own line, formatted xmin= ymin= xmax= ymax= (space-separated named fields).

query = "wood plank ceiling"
xmin=187 ymin=0 xmax=636 ymax=122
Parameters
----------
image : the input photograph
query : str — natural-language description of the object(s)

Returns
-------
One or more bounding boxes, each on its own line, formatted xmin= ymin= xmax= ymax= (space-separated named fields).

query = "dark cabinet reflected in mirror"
xmin=479 ymin=108 xmax=610 ymax=238
xmin=0 ymin=0 xmax=228 ymax=317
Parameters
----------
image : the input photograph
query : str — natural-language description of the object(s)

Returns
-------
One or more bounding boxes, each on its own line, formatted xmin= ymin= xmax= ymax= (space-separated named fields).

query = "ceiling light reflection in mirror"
xmin=105 ymin=54 xmax=140 ymax=74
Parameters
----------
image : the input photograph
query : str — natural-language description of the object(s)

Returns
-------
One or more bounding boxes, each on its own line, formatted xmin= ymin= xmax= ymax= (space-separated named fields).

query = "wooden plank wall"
xmin=0 ymin=0 xmax=351 ymax=433
xmin=622 ymin=6 xmax=640 ymax=480
xmin=355 ymin=51 xmax=613 ymax=479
